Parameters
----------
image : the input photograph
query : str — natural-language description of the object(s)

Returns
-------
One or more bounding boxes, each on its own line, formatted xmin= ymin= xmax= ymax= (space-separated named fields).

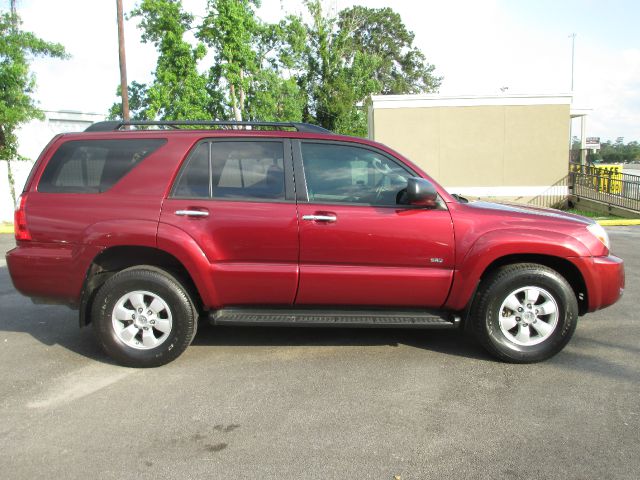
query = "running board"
xmin=210 ymin=308 xmax=460 ymax=329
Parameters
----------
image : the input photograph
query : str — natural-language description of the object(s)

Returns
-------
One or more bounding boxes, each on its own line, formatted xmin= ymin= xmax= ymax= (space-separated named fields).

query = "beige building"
xmin=368 ymin=93 xmax=585 ymax=202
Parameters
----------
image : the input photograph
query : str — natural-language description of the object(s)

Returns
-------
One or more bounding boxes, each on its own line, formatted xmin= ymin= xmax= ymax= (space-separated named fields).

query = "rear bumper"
xmin=575 ymin=254 xmax=624 ymax=312
xmin=5 ymin=242 xmax=99 ymax=306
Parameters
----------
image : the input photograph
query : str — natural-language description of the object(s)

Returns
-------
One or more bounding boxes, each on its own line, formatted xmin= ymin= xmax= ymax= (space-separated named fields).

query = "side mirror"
xmin=406 ymin=177 xmax=438 ymax=207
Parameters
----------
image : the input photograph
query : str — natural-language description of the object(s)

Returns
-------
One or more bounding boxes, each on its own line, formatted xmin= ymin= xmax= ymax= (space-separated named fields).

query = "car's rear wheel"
xmin=92 ymin=266 xmax=197 ymax=367
xmin=471 ymin=263 xmax=578 ymax=363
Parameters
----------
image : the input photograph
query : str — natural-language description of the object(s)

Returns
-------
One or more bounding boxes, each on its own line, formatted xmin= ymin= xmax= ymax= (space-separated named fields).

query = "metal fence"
xmin=570 ymin=166 xmax=640 ymax=212
xmin=528 ymin=165 xmax=640 ymax=212
xmin=528 ymin=175 xmax=571 ymax=209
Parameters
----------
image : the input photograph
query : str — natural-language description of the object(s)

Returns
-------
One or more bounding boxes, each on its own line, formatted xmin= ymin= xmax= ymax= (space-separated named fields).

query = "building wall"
xmin=370 ymin=95 xmax=571 ymax=201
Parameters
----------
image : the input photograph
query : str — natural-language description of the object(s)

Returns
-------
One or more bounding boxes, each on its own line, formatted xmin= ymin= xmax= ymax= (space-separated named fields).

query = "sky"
xmin=10 ymin=0 xmax=640 ymax=142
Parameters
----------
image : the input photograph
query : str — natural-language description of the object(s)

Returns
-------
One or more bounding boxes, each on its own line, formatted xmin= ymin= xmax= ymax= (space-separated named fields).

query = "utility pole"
xmin=569 ymin=33 xmax=576 ymax=92
xmin=116 ymin=0 xmax=130 ymax=122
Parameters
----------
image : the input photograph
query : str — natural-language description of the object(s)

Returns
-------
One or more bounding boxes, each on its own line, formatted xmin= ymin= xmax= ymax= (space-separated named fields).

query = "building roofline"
xmin=371 ymin=93 xmax=574 ymax=109
xmin=42 ymin=110 xmax=106 ymax=122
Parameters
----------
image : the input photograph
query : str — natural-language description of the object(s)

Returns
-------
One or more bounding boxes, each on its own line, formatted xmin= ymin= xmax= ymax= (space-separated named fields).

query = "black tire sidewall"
xmin=479 ymin=267 xmax=578 ymax=363
xmin=92 ymin=268 xmax=195 ymax=367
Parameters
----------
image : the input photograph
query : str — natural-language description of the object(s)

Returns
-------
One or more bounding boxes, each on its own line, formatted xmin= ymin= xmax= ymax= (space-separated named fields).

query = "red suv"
xmin=6 ymin=121 xmax=624 ymax=367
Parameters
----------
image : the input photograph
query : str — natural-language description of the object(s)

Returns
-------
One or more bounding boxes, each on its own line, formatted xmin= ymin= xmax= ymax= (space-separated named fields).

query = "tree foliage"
xmin=0 ymin=11 xmax=67 ymax=159
xmin=592 ymin=139 xmax=640 ymax=164
xmin=112 ymin=0 xmax=441 ymax=136
xmin=0 ymin=10 xmax=67 ymax=203
xmin=280 ymin=1 xmax=441 ymax=136
xmin=136 ymin=0 xmax=210 ymax=120
xmin=571 ymin=136 xmax=640 ymax=164
xmin=198 ymin=0 xmax=258 ymax=120
xmin=338 ymin=6 xmax=441 ymax=95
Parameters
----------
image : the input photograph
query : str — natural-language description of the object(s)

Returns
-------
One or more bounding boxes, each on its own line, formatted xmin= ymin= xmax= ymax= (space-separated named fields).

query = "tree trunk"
xmin=0 ymin=126 xmax=16 ymax=207
xmin=230 ymin=83 xmax=242 ymax=121
xmin=238 ymin=70 xmax=246 ymax=117
xmin=6 ymin=158 xmax=16 ymax=207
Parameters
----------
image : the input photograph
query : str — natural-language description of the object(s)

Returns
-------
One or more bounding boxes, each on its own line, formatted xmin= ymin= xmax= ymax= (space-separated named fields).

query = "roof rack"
xmin=84 ymin=120 xmax=332 ymax=134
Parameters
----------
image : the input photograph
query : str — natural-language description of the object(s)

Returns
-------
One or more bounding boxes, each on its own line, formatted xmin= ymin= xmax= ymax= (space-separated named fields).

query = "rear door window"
xmin=38 ymin=139 xmax=166 ymax=193
xmin=172 ymin=141 xmax=286 ymax=201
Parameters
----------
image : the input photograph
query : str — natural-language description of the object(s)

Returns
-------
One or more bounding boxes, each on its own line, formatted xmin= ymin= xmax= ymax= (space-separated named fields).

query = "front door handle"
xmin=175 ymin=210 xmax=209 ymax=218
xmin=302 ymin=214 xmax=337 ymax=222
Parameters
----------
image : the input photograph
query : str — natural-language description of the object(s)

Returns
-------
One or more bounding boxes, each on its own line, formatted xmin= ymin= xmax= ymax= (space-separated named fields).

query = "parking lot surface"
xmin=1 ymin=227 xmax=638 ymax=479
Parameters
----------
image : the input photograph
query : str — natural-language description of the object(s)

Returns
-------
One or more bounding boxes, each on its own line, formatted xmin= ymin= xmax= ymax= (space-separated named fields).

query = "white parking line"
xmin=27 ymin=363 xmax=134 ymax=409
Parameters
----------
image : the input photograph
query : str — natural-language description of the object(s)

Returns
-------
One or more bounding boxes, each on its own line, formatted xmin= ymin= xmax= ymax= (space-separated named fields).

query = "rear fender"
xmin=82 ymin=219 xmax=158 ymax=249
xmin=156 ymin=222 xmax=220 ymax=307
xmin=78 ymin=220 xmax=218 ymax=325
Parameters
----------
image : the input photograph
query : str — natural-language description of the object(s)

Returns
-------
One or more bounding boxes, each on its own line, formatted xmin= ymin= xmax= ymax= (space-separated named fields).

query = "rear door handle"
xmin=302 ymin=214 xmax=337 ymax=222
xmin=175 ymin=210 xmax=209 ymax=218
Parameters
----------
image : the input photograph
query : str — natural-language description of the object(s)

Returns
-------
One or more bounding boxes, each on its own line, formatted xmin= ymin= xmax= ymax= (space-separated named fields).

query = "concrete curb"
xmin=597 ymin=219 xmax=640 ymax=226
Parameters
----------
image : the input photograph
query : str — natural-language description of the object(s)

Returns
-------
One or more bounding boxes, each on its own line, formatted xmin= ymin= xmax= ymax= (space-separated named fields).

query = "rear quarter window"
xmin=38 ymin=139 xmax=166 ymax=193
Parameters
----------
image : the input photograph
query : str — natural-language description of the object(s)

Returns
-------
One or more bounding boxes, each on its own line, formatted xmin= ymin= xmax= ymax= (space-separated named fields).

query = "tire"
xmin=470 ymin=263 xmax=578 ymax=363
xmin=92 ymin=266 xmax=197 ymax=367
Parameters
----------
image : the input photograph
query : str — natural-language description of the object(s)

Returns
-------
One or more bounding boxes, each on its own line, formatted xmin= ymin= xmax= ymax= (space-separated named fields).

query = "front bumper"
xmin=576 ymin=254 xmax=624 ymax=312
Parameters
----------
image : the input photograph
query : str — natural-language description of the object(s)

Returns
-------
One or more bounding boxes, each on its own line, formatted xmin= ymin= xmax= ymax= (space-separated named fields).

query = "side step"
xmin=210 ymin=308 xmax=460 ymax=329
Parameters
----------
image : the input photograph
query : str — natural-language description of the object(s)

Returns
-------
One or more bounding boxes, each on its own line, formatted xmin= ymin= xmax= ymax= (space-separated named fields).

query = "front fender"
xmin=444 ymin=228 xmax=591 ymax=311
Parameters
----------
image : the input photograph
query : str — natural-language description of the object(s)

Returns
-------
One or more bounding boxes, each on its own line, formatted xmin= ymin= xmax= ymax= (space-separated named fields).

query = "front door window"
xmin=301 ymin=142 xmax=412 ymax=206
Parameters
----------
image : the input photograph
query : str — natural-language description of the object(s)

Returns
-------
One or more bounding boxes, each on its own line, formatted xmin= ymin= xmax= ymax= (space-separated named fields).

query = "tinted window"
xmin=172 ymin=141 xmax=285 ymax=200
xmin=301 ymin=143 xmax=411 ymax=206
xmin=38 ymin=139 xmax=165 ymax=193
xmin=172 ymin=143 xmax=210 ymax=198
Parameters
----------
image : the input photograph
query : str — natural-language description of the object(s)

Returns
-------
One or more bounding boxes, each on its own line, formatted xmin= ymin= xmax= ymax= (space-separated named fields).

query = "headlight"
xmin=587 ymin=223 xmax=610 ymax=251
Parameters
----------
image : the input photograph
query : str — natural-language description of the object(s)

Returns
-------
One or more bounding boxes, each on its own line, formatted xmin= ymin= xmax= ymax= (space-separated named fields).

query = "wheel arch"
xmin=446 ymin=228 xmax=591 ymax=315
xmin=479 ymin=254 xmax=588 ymax=315
xmin=79 ymin=245 xmax=203 ymax=327
xmin=454 ymin=253 xmax=588 ymax=329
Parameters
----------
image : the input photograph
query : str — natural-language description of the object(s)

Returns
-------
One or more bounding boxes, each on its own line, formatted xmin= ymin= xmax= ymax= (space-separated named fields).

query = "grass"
xmin=563 ymin=208 xmax=622 ymax=220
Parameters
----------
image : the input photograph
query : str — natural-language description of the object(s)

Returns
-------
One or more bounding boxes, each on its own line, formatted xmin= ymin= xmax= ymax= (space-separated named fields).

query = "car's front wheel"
xmin=92 ymin=266 xmax=197 ymax=367
xmin=471 ymin=263 xmax=578 ymax=363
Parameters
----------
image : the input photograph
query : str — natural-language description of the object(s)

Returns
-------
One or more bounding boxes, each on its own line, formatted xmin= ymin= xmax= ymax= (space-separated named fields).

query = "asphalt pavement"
xmin=0 ymin=228 xmax=638 ymax=479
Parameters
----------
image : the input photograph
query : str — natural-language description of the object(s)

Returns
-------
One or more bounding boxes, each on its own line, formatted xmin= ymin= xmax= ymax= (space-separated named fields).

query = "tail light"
xmin=14 ymin=194 xmax=32 ymax=241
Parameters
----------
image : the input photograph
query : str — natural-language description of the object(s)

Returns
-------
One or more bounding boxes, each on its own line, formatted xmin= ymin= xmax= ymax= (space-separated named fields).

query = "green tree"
xmin=108 ymin=81 xmax=152 ymax=121
xmin=112 ymin=0 xmax=441 ymax=137
xmin=112 ymin=0 xmax=210 ymax=120
xmin=338 ymin=6 xmax=441 ymax=95
xmin=0 ymin=9 xmax=67 ymax=205
xmin=592 ymin=139 xmax=640 ymax=164
xmin=286 ymin=1 xmax=442 ymax=136
xmin=199 ymin=0 xmax=259 ymax=120
xmin=198 ymin=0 xmax=305 ymax=122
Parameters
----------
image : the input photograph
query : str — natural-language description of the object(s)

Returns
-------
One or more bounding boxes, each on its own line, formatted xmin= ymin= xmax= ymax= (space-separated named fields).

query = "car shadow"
xmin=0 ymin=265 xmax=490 ymax=363
xmin=192 ymin=322 xmax=490 ymax=360
xmin=2 ymin=270 xmax=638 ymax=377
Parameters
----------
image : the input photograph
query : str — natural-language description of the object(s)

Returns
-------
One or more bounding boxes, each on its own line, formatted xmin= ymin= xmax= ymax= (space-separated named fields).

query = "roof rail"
xmin=84 ymin=120 xmax=332 ymax=134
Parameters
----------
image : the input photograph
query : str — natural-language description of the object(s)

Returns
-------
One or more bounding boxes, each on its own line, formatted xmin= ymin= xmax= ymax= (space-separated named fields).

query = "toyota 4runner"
xmin=6 ymin=120 xmax=625 ymax=367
